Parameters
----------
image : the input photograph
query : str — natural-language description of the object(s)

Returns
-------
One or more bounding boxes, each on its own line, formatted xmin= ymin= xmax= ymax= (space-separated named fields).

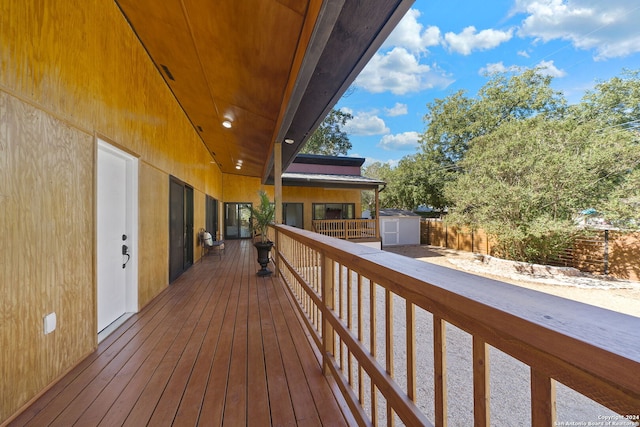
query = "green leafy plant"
xmin=250 ymin=190 xmax=275 ymax=243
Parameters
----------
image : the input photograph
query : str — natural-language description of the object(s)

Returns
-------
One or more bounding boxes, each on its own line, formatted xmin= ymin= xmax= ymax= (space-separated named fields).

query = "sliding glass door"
xmin=224 ymin=202 xmax=252 ymax=239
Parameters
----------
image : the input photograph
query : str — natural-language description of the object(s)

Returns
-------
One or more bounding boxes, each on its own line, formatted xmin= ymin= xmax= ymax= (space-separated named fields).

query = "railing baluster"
xmin=386 ymin=288 xmax=395 ymax=427
xmin=370 ymin=281 xmax=378 ymax=425
xmin=358 ymin=274 xmax=364 ymax=405
xmin=322 ymin=254 xmax=335 ymax=375
xmin=434 ymin=315 xmax=447 ymax=427
xmin=531 ymin=368 xmax=557 ymax=427
xmin=406 ymin=301 xmax=416 ymax=402
xmin=339 ymin=265 xmax=344 ymax=372
xmin=347 ymin=268 xmax=353 ymax=388
xmin=473 ymin=337 xmax=490 ymax=427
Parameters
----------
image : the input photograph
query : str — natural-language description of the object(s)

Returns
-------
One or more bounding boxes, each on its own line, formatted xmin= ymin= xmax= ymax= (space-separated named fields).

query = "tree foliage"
xmin=377 ymin=68 xmax=640 ymax=261
xmin=444 ymin=117 xmax=639 ymax=261
xmin=417 ymin=69 xmax=566 ymax=209
xmin=300 ymin=109 xmax=353 ymax=156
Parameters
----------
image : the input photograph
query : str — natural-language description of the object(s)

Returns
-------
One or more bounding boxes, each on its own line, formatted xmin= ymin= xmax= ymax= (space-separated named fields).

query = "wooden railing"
xmin=312 ymin=219 xmax=378 ymax=240
xmin=272 ymin=224 xmax=640 ymax=427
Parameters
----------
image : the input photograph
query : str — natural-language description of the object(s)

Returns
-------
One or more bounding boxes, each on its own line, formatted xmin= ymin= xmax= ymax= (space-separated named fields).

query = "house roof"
xmin=292 ymin=153 xmax=366 ymax=167
xmin=281 ymin=172 xmax=385 ymax=189
xmin=114 ymin=0 xmax=413 ymax=182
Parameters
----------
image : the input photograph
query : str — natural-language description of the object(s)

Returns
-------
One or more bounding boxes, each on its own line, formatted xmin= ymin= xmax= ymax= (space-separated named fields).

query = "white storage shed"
xmin=379 ymin=209 xmax=421 ymax=247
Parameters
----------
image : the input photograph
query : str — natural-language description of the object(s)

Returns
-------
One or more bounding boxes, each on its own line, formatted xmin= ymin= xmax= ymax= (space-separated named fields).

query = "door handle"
xmin=122 ymin=244 xmax=130 ymax=268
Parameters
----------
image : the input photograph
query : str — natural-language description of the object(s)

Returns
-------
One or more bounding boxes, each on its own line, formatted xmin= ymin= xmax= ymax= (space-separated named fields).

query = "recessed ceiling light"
xmin=222 ymin=120 xmax=232 ymax=128
xmin=235 ymin=165 xmax=241 ymax=169
xmin=284 ymin=138 xmax=294 ymax=144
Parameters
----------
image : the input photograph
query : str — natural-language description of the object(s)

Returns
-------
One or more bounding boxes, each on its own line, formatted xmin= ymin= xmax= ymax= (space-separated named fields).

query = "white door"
xmin=97 ymin=140 xmax=138 ymax=333
xmin=382 ymin=219 xmax=399 ymax=246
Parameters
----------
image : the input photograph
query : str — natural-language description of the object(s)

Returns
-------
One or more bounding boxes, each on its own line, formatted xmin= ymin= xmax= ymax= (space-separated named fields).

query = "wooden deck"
xmin=10 ymin=240 xmax=351 ymax=427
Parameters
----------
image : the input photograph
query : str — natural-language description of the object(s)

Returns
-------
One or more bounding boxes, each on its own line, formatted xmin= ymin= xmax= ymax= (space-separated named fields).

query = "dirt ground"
xmin=385 ymin=244 xmax=640 ymax=318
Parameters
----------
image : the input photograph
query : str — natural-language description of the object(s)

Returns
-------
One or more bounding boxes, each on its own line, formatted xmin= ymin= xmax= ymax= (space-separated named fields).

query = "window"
xmin=312 ymin=203 xmax=355 ymax=220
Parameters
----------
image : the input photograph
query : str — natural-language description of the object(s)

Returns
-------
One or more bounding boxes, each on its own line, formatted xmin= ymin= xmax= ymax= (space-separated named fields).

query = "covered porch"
xmin=10 ymin=230 xmax=640 ymax=426
xmin=10 ymin=239 xmax=352 ymax=426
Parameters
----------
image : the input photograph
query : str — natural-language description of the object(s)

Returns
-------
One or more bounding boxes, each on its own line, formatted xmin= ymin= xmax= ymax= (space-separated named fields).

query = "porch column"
xmin=274 ymin=140 xmax=283 ymax=277
xmin=375 ymin=186 xmax=380 ymax=240
xmin=274 ymin=140 xmax=283 ymax=224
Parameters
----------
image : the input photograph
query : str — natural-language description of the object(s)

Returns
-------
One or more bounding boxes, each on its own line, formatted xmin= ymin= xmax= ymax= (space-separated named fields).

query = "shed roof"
xmin=379 ymin=209 xmax=420 ymax=217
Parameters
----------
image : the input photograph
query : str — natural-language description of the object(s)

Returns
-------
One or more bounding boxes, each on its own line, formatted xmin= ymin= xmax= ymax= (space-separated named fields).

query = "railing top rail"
xmin=273 ymin=224 xmax=640 ymax=408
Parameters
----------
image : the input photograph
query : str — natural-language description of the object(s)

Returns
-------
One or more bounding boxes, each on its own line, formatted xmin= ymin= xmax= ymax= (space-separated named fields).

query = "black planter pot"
xmin=254 ymin=241 xmax=274 ymax=276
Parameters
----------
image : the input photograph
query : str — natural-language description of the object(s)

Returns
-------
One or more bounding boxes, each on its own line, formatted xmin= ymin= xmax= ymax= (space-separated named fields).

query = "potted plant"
xmin=250 ymin=190 xmax=276 ymax=276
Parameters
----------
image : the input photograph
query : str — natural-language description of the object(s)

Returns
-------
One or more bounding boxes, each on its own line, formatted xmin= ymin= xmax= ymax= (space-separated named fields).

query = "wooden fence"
xmin=421 ymin=219 xmax=640 ymax=282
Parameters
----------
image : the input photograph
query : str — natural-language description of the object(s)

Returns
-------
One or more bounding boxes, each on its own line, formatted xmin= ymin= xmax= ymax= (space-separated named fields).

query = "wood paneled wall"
xmin=0 ymin=0 xmax=222 ymax=421
xmin=1 ymin=92 xmax=95 ymax=419
xmin=138 ymin=162 xmax=169 ymax=308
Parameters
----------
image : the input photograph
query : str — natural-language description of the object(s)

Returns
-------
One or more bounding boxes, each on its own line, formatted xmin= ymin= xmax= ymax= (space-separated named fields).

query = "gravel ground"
xmin=366 ymin=245 xmax=640 ymax=426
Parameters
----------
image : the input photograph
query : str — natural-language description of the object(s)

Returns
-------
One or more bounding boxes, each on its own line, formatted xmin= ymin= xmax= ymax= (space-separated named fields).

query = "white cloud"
xmin=479 ymin=61 xmax=520 ymax=75
xmin=344 ymin=111 xmax=390 ymax=136
xmin=444 ymin=26 xmax=514 ymax=55
xmin=377 ymin=131 xmax=420 ymax=151
xmin=514 ymin=0 xmax=640 ymax=60
xmin=479 ymin=59 xmax=566 ymax=77
xmin=535 ymin=59 xmax=567 ymax=77
xmin=361 ymin=156 xmax=400 ymax=169
xmin=517 ymin=50 xmax=530 ymax=58
xmin=384 ymin=103 xmax=408 ymax=117
xmin=356 ymin=47 xmax=453 ymax=95
xmin=382 ymin=9 xmax=442 ymax=53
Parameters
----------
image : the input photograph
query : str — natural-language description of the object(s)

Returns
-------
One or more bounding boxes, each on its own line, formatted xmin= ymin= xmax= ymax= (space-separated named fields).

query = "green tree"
xmin=300 ymin=108 xmax=353 ymax=156
xmin=575 ymin=68 xmax=640 ymax=127
xmin=444 ymin=117 xmax=639 ymax=261
xmin=575 ymin=68 xmax=640 ymax=228
xmin=601 ymin=168 xmax=640 ymax=229
xmin=361 ymin=161 xmax=393 ymax=212
xmin=418 ymin=69 xmax=566 ymax=208
xmin=377 ymin=154 xmax=450 ymax=210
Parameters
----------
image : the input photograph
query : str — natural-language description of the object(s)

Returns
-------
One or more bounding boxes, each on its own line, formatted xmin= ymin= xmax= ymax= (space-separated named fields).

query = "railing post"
xmin=273 ymin=226 xmax=280 ymax=278
xmin=531 ymin=369 xmax=556 ymax=426
xmin=473 ymin=337 xmax=490 ymax=427
xmin=321 ymin=253 xmax=335 ymax=376
xmin=434 ymin=316 xmax=448 ymax=427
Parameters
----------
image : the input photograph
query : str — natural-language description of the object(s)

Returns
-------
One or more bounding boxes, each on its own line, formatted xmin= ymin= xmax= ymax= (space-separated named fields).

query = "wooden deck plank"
xmin=265 ymin=276 xmax=322 ymax=426
xmin=141 ymin=274 xmax=233 ymax=426
xmin=196 ymin=254 xmax=244 ymax=425
xmin=274 ymin=275 xmax=352 ymax=426
xmin=173 ymin=242 xmax=244 ymax=426
xmin=258 ymin=276 xmax=298 ymax=426
xmin=49 ymin=275 xmax=212 ymax=427
xmin=247 ymin=272 xmax=272 ymax=427
xmin=8 ymin=240 xmax=347 ymax=427
xmin=222 ymin=250 xmax=250 ymax=425
xmin=98 ymin=275 xmax=217 ymax=426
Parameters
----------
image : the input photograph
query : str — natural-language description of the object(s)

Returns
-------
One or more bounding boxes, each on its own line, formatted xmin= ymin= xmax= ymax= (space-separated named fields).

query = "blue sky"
xmin=336 ymin=0 xmax=640 ymax=167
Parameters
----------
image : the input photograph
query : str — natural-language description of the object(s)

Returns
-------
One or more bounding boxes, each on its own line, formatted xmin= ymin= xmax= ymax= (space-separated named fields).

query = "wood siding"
xmin=0 ymin=0 xmax=221 ymax=421
xmin=0 ymin=1 xmax=368 ymax=422
xmin=1 ymin=92 xmax=95 ymax=418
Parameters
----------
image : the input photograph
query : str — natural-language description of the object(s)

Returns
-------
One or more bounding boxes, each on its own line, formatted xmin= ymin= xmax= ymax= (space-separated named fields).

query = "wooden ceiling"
xmin=115 ymin=0 xmax=413 ymax=181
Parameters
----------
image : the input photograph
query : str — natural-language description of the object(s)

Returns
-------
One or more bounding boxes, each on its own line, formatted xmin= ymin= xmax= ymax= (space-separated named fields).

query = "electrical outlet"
xmin=44 ymin=312 xmax=56 ymax=334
